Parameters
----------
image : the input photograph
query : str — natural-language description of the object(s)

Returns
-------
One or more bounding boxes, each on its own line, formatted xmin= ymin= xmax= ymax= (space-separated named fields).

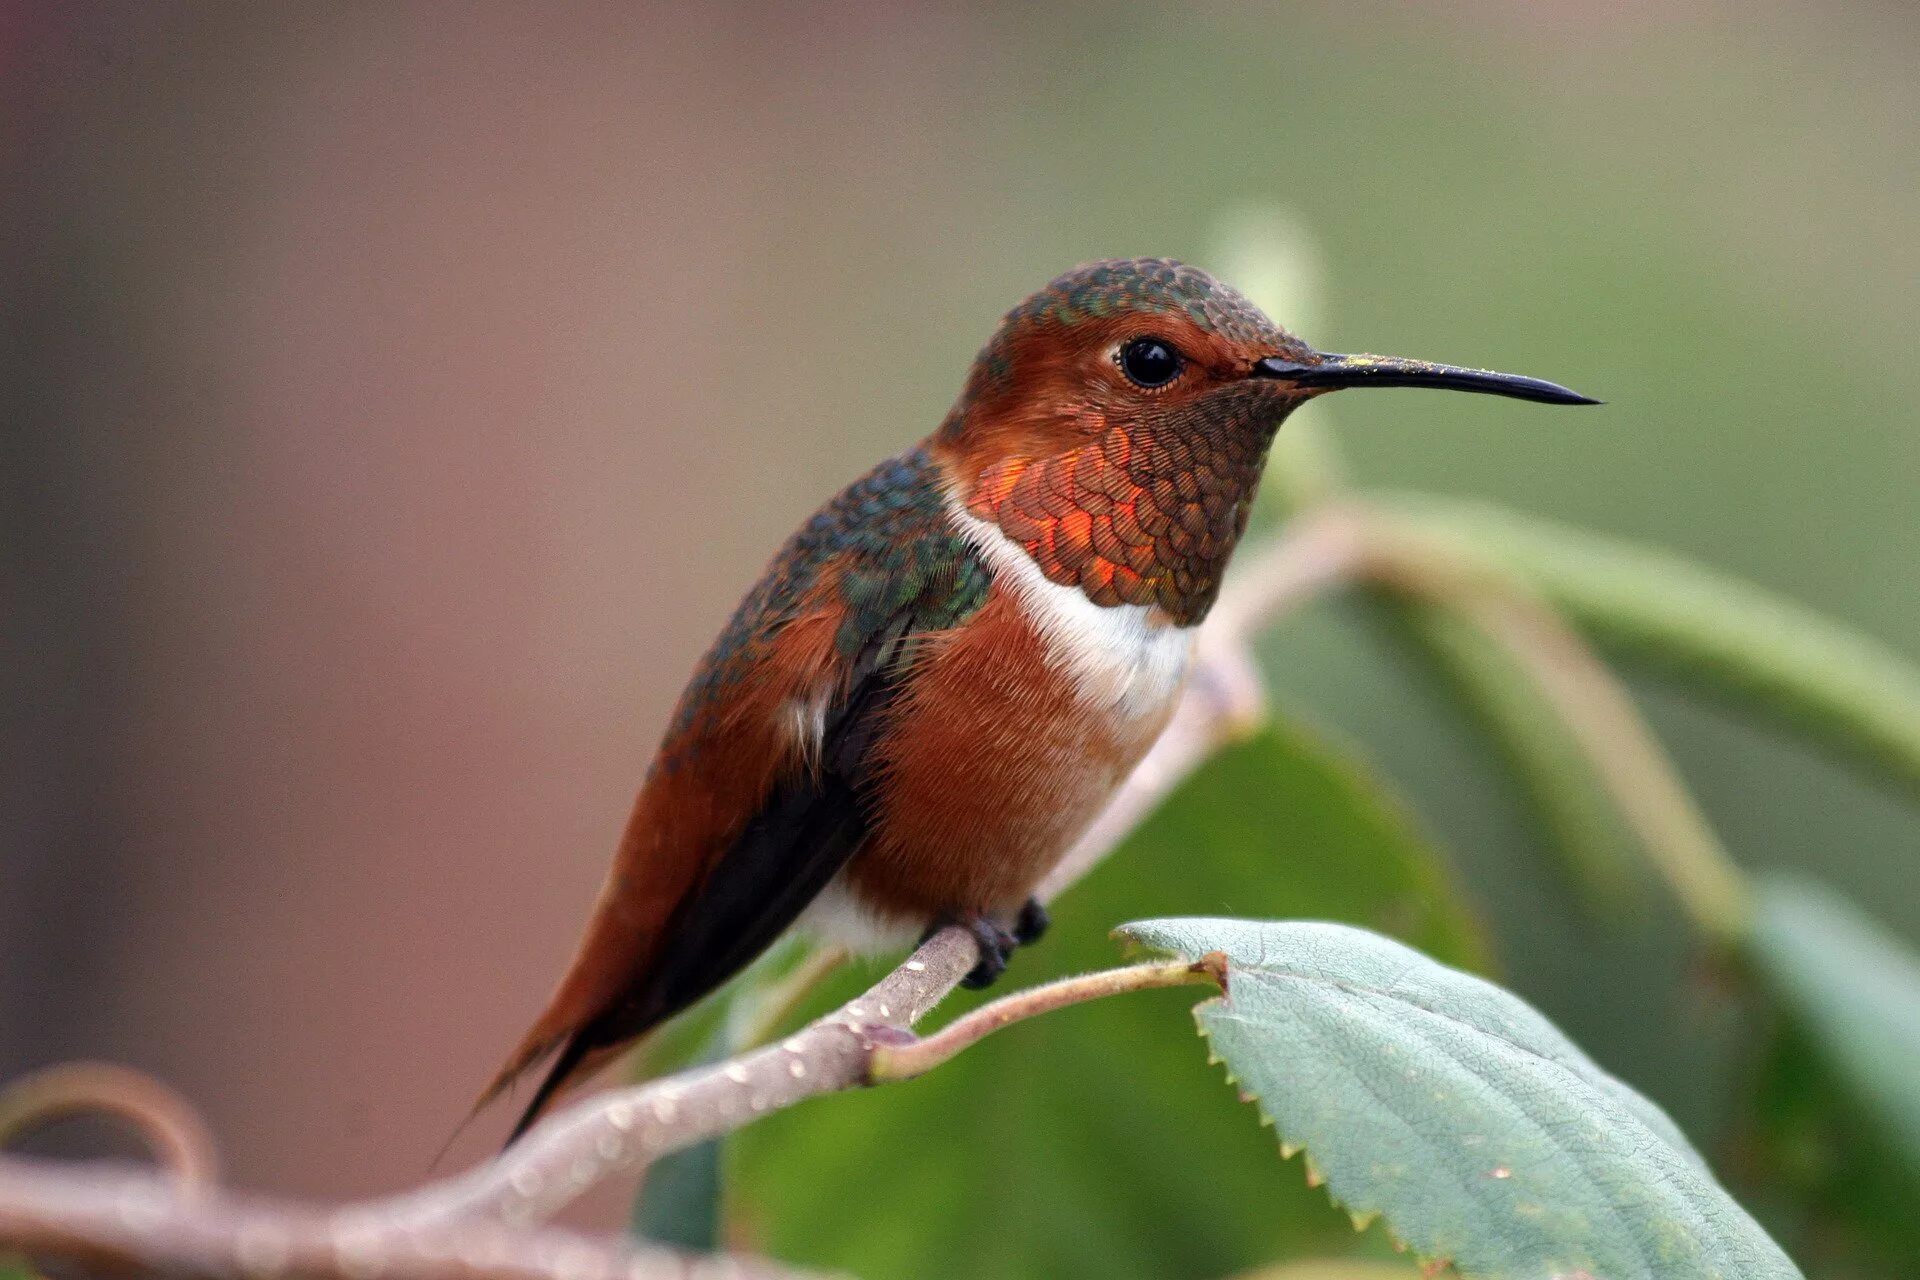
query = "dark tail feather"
xmin=428 ymin=1106 xmax=481 ymax=1173
xmin=504 ymin=1030 xmax=598 ymax=1147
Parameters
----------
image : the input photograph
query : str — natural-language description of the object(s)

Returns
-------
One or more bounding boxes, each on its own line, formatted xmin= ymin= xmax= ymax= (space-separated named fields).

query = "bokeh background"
xmin=6 ymin=2 xmax=1919 ymax=1275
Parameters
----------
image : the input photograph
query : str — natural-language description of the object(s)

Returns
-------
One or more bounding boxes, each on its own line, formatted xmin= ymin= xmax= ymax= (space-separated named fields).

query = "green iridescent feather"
xmin=665 ymin=445 xmax=989 ymax=759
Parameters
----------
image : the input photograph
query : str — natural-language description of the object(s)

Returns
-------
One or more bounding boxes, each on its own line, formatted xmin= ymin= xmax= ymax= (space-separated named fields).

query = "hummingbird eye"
xmin=1118 ymin=336 xmax=1183 ymax=389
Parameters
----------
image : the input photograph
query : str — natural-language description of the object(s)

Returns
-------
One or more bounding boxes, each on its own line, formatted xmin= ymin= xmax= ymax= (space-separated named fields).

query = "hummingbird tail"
xmin=471 ymin=1025 xmax=563 ymax=1120
xmin=427 ymin=1032 xmax=562 ymax=1170
xmin=502 ymin=1033 xmax=594 ymax=1146
xmin=496 ymin=1022 xmax=642 ymax=1148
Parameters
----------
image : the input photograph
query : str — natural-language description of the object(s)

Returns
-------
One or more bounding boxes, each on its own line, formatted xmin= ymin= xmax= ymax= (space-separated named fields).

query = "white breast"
xmin=949 ymin=502 xmax=1195 ymax=721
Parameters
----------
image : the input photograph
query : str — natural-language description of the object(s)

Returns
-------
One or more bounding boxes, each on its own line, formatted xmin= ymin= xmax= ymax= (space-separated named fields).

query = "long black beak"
xmin=1254 ymin=352 xmax=1599 ymax=406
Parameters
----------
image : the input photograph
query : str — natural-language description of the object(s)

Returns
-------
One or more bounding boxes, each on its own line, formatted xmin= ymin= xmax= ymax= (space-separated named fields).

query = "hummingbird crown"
xmin=998 ymin=257 xmax=1284 ymax=347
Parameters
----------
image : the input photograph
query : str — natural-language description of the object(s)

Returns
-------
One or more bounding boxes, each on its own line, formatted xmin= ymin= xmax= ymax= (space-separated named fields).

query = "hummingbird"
xmin=479 ymin=258 xmax=1594 ymax=1141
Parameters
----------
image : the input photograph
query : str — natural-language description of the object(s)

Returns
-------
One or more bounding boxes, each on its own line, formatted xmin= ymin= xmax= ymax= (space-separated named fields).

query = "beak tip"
xmin=1501 ymin=383 xmax=1603 ymax=407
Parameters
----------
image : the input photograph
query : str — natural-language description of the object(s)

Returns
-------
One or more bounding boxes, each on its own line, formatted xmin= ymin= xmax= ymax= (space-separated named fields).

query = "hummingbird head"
xmin=936 ymin=258 xmax=1594 ymax=622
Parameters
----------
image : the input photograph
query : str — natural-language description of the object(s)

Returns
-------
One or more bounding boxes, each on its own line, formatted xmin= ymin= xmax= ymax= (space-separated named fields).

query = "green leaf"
xmin=1748 ymin=875 xmax=1920 ymax=1166
xmin=730 ymin=718 xmax=1488 ymax=1280
xmin=1732 ymin=1020 xmax=1920 ymax=1276
xmin=1386 ymin=494 xmax=1920 ymax=804
xmin=1390 ymin=598 xmax=1642 ymax=913
xmin=1114 ymin=721 xmax=1491 ymax=973
xmin=1120 ymin=917 xmax=1801 ymax=1280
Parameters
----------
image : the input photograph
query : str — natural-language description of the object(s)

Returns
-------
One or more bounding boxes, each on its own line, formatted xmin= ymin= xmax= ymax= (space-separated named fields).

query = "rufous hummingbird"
xmin=480 ymin=258 xmax=1594 ymax=1141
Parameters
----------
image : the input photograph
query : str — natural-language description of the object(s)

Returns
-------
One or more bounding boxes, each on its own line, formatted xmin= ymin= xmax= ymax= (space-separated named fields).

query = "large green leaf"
xmin=1121 ymin=917 xmax=1800 ymax=1280
xmin=1386 ymin=495 xmax=1920 ymax=804
xmin=1389 ymin=598 xmax=1641 ymax=913
xmin=729 ymin=718 xmax=1487 ymax=1280
xmin=1748 ymin=875 xmax=1920 ymax=1167
xmin=1732 ymin=1020 xmax=1920 ymax=1277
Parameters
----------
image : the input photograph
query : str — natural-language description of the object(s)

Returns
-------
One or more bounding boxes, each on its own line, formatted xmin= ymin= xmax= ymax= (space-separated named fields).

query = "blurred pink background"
xmin=8 ymin=3 xmax=1018 ymax=1202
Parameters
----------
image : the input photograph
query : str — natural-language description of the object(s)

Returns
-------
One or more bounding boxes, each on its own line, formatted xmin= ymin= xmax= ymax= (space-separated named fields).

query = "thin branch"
xmin=868 ymin=956 xmax=1225 ymax=1082
xmin=375 ymin=930 xmax=976 ymax=1231
xmin=0 ymin=1062 xmax=220 ymax=1191
xmin=0 ymin=1156 xmax=830 ymax=1280
xmin=726 ymin=944 xmax=851 ymax=1053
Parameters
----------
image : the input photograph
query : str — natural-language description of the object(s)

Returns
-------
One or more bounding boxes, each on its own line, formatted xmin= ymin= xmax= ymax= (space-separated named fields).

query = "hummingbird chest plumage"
xmin=820 ymin=458 xmax=1203 ymax=946
xmin=753 ymin=439 xmax=1217 ymax=950
xmin=482 ymin=257 xmax=1593 ymax=1139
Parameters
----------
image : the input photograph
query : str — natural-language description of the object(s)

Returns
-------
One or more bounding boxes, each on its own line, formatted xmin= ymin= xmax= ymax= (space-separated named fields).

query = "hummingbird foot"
xmin=1013 ymin=898 xmax=1049 ymax=946
xmin=922 ymin=913 xmax=1020 ymax=989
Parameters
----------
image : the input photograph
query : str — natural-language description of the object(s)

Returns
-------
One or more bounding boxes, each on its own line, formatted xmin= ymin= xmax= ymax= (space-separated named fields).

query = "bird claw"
xmin=1013 ymin=898 xmax=1049 ymax=946
xmin=923 ymin=905 xmax=1046 ymax=989
xmin=959 ymin=916 xmax=1017 ymax=988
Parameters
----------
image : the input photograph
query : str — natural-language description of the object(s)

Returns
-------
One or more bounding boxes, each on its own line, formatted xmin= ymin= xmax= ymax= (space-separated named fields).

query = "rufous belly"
xmin=839 ymin=573 xmax=1190 ymax=935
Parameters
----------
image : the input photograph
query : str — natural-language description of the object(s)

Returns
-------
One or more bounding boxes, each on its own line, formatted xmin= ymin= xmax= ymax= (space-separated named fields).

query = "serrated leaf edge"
xmin=1192 ymin=1006 xmax=1455 ymax=1274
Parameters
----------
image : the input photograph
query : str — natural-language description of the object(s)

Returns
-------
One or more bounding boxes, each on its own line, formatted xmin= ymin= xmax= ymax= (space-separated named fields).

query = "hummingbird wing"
xmin=481 ymin=447 xmax=990 ymax=1142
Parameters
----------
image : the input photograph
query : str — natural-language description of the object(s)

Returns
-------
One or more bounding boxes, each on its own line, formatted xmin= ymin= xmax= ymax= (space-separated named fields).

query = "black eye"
xmin=1119 ymin=337 xmax=1182 ymax=388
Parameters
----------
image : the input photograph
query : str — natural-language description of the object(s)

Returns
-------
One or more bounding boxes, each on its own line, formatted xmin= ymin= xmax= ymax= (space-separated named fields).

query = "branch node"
xmin=1192 ymin=950 xmax=1231 ymax=994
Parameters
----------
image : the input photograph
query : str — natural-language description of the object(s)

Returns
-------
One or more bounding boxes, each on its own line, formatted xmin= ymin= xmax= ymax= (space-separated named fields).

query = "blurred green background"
xmin=5 ymin=3 xmax=1917 ymax=1277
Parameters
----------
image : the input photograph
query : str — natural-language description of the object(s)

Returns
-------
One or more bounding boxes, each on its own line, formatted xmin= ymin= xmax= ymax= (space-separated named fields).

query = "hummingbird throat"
xmin=962 ymin=413 xmax=1277 ymax=627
